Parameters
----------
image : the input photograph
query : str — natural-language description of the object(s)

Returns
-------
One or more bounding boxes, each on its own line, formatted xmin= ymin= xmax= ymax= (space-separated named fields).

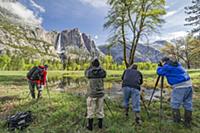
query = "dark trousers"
xmin=28 ymin=81 xmax=42 ymax=98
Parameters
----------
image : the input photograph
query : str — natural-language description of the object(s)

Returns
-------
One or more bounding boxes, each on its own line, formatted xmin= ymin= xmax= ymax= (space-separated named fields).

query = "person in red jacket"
xmin=27 ymin=65 xmax=48 ymax=99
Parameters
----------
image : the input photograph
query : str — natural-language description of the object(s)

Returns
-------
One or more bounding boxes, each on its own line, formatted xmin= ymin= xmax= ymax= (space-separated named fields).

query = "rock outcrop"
xmin=0 ymin=18 xmax=59 ymax=59
xmin=98 ymin=42 xmax=165 ymax=63
xmin=0 ymin=1 xmax=102 ymax=61
xmin=54 ymin=28 xmax=103 ymax=60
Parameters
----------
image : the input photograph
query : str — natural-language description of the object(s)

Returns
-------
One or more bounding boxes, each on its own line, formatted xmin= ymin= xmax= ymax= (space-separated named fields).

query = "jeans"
xmin=123 ymin=86 xmax=140 ymax=112
xmin=171 ymin=87 xmax=193 ymax=111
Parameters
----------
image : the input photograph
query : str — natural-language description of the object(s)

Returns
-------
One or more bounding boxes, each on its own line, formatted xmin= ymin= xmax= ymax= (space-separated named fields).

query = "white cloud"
xmin=163 ymin=7 xmax=183 ymax=19
xmin=79 ymin=0 xmax=107 ymax=8
xmin=165 ymin=5 xmax=170 ymax=9
xmin=153 ymin=31 xmax=188 ymax=41
xmin=163 ymin=10 xmax=177 ymax=18
xmin=0 ymin=1 xmax=42 ymax=27
xmin=168 ymin=31 xmax=187 ymax=38
xmin=29 ymin=0 xmax=45 ymax=13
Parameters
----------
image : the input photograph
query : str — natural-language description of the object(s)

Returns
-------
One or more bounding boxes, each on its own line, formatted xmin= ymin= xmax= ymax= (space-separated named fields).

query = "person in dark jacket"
xmin=85 ymin=58 xmax=106 ymax=131
xmin=157 ymin=57 xmax=193 ymax=128
xmin=122 ymin=64 xmax=143 ymax=124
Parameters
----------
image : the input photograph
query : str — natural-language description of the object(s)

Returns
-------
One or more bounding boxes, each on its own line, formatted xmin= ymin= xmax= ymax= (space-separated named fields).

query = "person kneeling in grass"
xmin=157 ymin=57 xmax=193 ymax=128
xmin=85 ymin=58 xmax=106 ymax=131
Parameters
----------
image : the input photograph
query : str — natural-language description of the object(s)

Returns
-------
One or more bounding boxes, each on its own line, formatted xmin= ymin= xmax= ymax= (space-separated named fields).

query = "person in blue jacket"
xmin=157 ymin=57 xmax=193 ymax=128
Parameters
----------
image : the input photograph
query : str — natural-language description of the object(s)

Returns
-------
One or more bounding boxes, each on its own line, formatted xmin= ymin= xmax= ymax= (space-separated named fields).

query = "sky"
xmin=2 ymin=0 xmax=192 ymax=45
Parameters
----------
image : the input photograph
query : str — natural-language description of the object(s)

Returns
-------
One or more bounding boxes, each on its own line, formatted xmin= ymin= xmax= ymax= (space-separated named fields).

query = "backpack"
xmin=27 ymin=66 xmax=43 ymax=80
xmin=7 ymin=111 xmax=33 ymax=131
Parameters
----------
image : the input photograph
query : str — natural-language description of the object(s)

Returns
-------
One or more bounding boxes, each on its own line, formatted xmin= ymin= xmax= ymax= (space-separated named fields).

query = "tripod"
xmin=46 ymin=81 xmax=50 ymax=99
xmin=140 ymin=95 xmax=150 ymax=119
xmin=159 ymin=76 xmax=164 ymax=130
xmin=147 ymin=75 xmax=165 ymax=129
xmin=148 ymin=75 xmax=161 ymax=107
xmin=104 ymin=99 xmax=114 ymax=117
xmin=148 ymin=75 xmax=165 ymax=109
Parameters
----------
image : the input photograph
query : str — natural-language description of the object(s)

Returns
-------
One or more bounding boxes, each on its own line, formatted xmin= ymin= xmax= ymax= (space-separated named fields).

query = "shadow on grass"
xmin=0 ymin=75 xmax=27 ymax=86
xmin=0 ymin=95 xmax=21 ymax=103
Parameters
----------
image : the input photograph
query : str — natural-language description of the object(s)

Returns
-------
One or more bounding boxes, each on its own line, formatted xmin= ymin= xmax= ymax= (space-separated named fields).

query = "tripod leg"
xmin=141 ymin=95 xmax=150 ymax=119
xmin=46 ymin=82 xmax=50 ymax=99
xmin=104 ymin=99 xmax=114 ymax=117
xmin=148 ymin=76 xmax=161 ymax=107
xmin=159 ymin=76 xmax=164 ymax=130
xmin=160 ymin=76 xmax=164 ymax=119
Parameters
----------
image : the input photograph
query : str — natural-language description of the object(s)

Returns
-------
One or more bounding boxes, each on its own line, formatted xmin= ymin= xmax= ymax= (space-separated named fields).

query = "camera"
xmin=158 ymin=61 xmax=163 ymax=67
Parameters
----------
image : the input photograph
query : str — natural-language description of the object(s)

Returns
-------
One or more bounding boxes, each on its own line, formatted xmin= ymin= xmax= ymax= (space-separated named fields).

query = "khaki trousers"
xmin=86 ymin=96 xmax=104 ymax=119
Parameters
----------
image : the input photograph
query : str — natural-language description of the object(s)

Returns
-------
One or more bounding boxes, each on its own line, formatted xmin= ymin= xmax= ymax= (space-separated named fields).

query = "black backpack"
xmin=27 ymin=66 xmax=43 ymax=80
xmin=7 ymin=111 xmax=33 ymax=131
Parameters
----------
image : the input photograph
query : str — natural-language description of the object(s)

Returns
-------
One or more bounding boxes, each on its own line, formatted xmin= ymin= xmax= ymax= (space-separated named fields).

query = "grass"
xmin=0 ymin=70 xmax=200 ymax=133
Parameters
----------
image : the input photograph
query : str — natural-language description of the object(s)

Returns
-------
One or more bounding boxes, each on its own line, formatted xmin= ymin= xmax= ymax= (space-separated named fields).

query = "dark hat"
xmin=92 ymin=58 xmax=100 ymax=67
xmin=161 ymin=57 xmax=170 ymax=62
xmin=130 ymin=64 xmax=137 ymax=70
xmin=44 ymin=64 xmax=48 ymax=68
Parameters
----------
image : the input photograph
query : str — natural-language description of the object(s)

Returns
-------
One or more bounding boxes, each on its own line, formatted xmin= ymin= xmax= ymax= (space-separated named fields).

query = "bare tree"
xmin=161 ymin=35 xmax=200 ymax=69
xmin=104 ymin=0 xmax=166 ymax=67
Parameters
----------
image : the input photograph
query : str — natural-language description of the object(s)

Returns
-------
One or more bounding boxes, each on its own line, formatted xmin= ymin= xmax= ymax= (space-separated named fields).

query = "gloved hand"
xmin=40 ymin=85 xmax=44 ymax=90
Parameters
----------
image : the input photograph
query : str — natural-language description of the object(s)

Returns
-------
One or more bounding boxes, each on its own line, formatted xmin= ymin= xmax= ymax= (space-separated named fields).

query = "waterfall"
xmin=56 ymin=33 xmax=64 ymax=54
xmin=56 ymin=32 xmax=66 ymax=70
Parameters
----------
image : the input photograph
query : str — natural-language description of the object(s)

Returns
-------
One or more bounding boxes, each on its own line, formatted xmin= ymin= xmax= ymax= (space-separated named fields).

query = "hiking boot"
xmin=37 ymin=91 xmax=42 ymax=99
xmin=172 ymin=109 xmax=181 ymax=123
xmin=125 ymin=107 xmax=129 ymax=117
xmin=98 ymin=118 xmax=103 ymax=129
xmin=86 ymin=118 xmax=93 ymax=131
xmin=135 ymin=112 xmax=142 ymax=125
xmin=30 ymin=91 xmax=35 ymax=99
xmin=184 ymin=110 xmax=192 ymax=128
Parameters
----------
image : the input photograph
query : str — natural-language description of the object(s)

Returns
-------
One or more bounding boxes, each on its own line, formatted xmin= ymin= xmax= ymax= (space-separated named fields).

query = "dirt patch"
xmin=0 ymin=95 xmax=21 ymax=120
xmin=0 ymin=102 xmax=16 ymax=120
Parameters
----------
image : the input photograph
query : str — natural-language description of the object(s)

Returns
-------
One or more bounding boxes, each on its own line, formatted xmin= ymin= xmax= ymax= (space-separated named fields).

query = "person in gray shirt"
xmin=85 ymin=58 xmax=106 ymax=131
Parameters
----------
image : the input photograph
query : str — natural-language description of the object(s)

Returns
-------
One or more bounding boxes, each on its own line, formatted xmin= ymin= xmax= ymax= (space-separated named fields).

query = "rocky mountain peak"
xmin=55 ymin=28 xmax=102 ymax=60
xmin=99 ymin=42 xmax=165 ymax=63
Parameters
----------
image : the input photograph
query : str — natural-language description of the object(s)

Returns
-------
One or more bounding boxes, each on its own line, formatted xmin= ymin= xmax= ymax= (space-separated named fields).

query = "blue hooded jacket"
xmin=157 ymin=61 xmax=190 ymax=85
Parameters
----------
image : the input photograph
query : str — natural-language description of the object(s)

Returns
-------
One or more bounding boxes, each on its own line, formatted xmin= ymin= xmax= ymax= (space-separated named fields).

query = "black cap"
xmin=44 ymin=64 xmax=48 ymax=68
xmin=130 ymin=64 xmax=137 ymax=70
xmin=161 ymin=57 xmax=170 ymax=62
xmin=92 ymin=58 xmax=100 ymax=67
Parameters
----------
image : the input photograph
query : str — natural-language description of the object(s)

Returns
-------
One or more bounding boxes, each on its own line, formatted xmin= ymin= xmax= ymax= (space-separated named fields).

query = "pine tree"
xmin=185 ymin=0 xmax=200 ymax=36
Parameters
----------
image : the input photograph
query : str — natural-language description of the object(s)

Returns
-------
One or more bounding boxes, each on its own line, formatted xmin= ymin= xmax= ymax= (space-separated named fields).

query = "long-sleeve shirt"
xmin=85 ymin=66 xmax=106 ymax=98
xmin=157 ymin=63 xmax=191 ymax=86
xmin=122 ymin=68 xmax=143 ymax=90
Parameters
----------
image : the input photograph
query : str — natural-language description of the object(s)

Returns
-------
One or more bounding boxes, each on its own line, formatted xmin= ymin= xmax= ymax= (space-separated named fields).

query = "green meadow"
xmin=0 ymin=70 xmax=200 ymax=133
